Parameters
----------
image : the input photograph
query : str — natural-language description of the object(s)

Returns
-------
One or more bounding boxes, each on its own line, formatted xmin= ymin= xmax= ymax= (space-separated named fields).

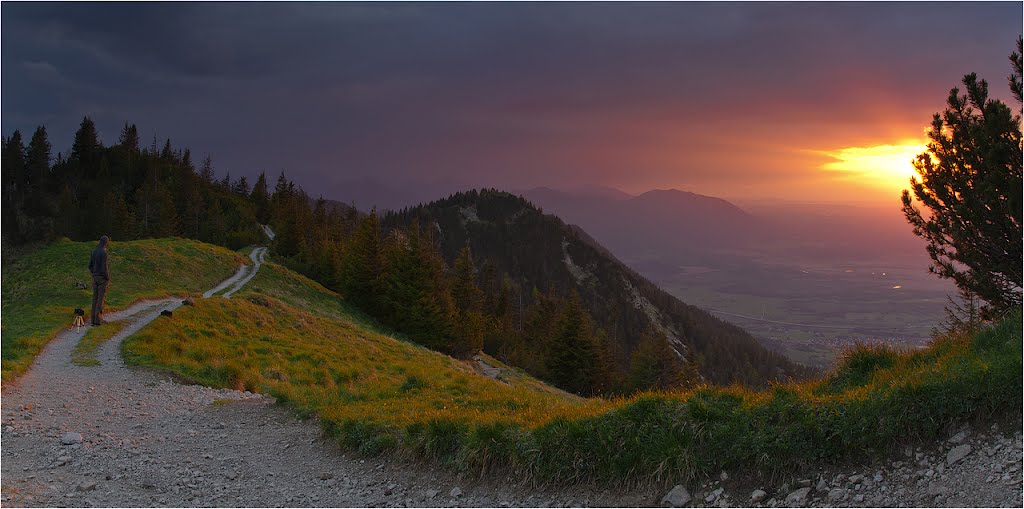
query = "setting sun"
xmin=820 ymin=141 xmax=927 ymax=191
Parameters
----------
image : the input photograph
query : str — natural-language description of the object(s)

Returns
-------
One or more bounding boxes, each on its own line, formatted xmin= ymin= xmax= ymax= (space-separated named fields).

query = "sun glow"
xmin=820 ymin=141 xmax=927 ymax=191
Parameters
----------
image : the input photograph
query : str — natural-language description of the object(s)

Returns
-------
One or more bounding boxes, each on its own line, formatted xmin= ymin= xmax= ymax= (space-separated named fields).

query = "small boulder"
xmin=947 ymin=444 xmax=972 ymax=466
xmin=719 ymin=471 xmax=729 ymax=482
xmin=182 ymin=298 xmax=194 ymax=306
xmin=827 ymin=488 xmax=846 ymax=502
xmin=705 ymin=487 xmax=724 ymax=503
xmin=750 ymin=489 xmax=767 ymax=503
xmin=77 ymin=480 xmax=97 ymax=492
xmin=160 ymin=310 xmax=173 ymax=317
xmin=785 ymin=487 xmax=811 ymax=505
xmin=948 ymin=430 xmax=969 ymax=444
xmin=61 ymin=432 xmax=83 ymax=445
xmin=425 ymin=489 xmax=439 ymax=499
xmin=815 ymin=479 xmax=828 ymax=492
xmin=450 ymin=487 xmax=463 ymax=498
xmin=661 ymin=485 xmax=692 ymax=507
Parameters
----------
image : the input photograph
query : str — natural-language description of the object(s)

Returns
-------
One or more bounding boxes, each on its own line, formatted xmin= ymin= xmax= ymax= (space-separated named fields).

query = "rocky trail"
xmin=1 ymin=245 xmax=1021 ymax=507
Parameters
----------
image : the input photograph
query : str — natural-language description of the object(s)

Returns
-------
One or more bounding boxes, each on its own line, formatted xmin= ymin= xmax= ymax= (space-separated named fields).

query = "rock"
xmin=777 ymin=483 xmax=790 ymax=496
xmin=661 ymin=485 xmax=692 ymax=507
xmin=816 ymin=479 xmax=828 ymax=492
xmin=785 ymin=487 xmax=811 ymax=505
xmin=797 ymin=479 xmax=812 ymax=488
xmin=947 ymin=444 xmax=972 ymax=466
xmin=853 ymin=494 xmax=865 ymax=503
xmin=750 ymin=489 xmax=767 ymax=503
xmin=719 ymin=471 xmax=729 ymax=482
xmin=848 ymin=474 xmax=864 ymax=484
xmin=182 ymin=298 xmax=194 ymax=306
xmin=319 ymin=472 xmax=333 ymax=480
xmin=61 ymin=432 xmax=83 ymax=445
xmin=450 ymin=487 xmax=463 ymax=498
xmin=56 ymin=455 xmax=71 ymax=466
xmin=705 ymin=487 xmax=724 ymax=503
xmin=948 ymin=430 xmax=969 ymax=444
xmin=827 ymin=488 xmax=846 ymax=501
xmin=77 ymin=481 xmax=97 ymax=492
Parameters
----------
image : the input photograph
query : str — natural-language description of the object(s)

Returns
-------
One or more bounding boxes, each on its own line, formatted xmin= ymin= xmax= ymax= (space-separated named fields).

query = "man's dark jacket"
xmin=89 ymin=242 xmax=108 ymax=278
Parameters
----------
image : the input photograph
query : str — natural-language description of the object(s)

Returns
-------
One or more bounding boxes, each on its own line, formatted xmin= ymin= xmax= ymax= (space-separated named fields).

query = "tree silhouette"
xmin=902 ymin=37 xmax=1023 ymax=320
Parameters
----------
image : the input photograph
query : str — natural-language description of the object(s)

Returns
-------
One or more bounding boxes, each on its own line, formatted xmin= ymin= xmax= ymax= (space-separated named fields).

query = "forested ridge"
xmin=385 ymin=190 xmax=812 ymax=388
xmin=2 ymin=118 xmax=807 ymax=395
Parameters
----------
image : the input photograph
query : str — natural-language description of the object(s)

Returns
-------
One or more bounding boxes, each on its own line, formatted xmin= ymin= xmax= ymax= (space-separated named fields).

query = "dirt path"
xmin=1 ymin=249 xmax=1019 ymax=508
xmin=0 ymin=249 xmax=648 ymax=508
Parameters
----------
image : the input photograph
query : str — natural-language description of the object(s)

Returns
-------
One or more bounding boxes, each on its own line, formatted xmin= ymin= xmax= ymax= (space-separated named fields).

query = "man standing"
xmin=88 ymin=235 xmax=110 ymax=326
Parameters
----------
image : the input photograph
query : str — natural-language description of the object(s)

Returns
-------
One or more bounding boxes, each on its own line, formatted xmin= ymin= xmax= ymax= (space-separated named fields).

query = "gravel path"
xmin=1 ymin=249 xmax=1020 ymax=508
xmin=0 ymin=249 xmax=648 ymax=508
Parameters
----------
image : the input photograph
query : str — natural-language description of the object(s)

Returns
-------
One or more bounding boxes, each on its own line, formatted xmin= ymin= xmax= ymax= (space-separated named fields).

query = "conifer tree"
xmin=203 ymin=198 xmax=227 ymax=245
xmin=232 ymin=176 xmax=250 ymax=196
xmin=627 ymin=329 xmax=689 ymax=393
xmin=546 ymin=293 xmax=600 ymax=395
xmin=26 ymin=126 xmax=51 ymax=192
xmin=250 ymin=172 xmax=271 ymax=223
xmin=118 ymin=122 xmax=140 ymax=153
xmin=199 ymin=155 xmax=214 ymax=183
xmin=70 ymin=117 xmax=100 ymax=175
xmin=110 ymin=192 xmax=137 ymax=240
xmin=2 ymin=131 xmax=26 ymax=239
xmin=341 ymin=209 xmax=383 ymax=312
xmin=154 ymin=188 xmax=180 ymax=237
xmin=901 ymin=38 xmax=1023 ymax=319
xmin=452 ymin=245 xmax=483 ymax=313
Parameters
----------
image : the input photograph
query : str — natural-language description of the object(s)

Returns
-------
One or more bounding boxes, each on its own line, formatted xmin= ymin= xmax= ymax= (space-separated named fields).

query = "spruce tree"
xmin=250 ymin=172 xmax=271 ymax=223
xmin=546 ymin=293 xmax=600 ymax=395
xmin=341 ymin=210 xmax=383 ymax=312
xmin=118 ymin=122 xmax=140 ymax=153
xmin=2 ymin=131 xmax=26 ymax=239
xmin=199 ymin=155 xmax=214 ymax=183
xmin=627 ymin=329 xmax=689 ymax=392
xmin=70 ymin=117 xmax=100 ymax=175
xmin=26 ymin=126 xmax=51 ymax=192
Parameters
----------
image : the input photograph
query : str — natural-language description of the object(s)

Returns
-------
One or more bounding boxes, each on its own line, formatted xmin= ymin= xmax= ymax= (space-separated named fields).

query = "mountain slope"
xmin=384 ymin=189 xmax=808 ymax=386
xmin=522 ymin=186 xmax=762 ymax=261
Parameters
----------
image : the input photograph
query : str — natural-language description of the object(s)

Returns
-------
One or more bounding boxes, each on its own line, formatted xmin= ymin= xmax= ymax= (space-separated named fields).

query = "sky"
xmin=2 ymin=2 xmax=1021 ymax=207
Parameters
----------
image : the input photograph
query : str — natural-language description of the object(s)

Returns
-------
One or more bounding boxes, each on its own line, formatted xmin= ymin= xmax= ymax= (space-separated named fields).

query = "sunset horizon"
xmin=3 ymin=2 xmax=1020 ymax=208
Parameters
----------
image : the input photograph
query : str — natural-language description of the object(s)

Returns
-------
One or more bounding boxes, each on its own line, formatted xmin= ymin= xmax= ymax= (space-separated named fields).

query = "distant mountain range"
xmin=521 ymin=186 xmax=765 ymax=264
xmin=519 ymin=185 xmax=928 ymax=267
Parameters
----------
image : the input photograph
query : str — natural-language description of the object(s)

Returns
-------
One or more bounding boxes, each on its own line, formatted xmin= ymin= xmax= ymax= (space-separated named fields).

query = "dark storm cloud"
xmin=2 ymin=2 xmax=1020 ymax=201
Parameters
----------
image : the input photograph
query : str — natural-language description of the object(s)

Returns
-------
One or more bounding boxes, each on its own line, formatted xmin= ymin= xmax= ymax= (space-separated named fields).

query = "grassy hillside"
xmin=1 ymin=238 xmax=245 ymax=381
xmin=119 ymin=242 xmax=1021 ymax=485
xmin=123 ymin=260 xmax=610 ymax=454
